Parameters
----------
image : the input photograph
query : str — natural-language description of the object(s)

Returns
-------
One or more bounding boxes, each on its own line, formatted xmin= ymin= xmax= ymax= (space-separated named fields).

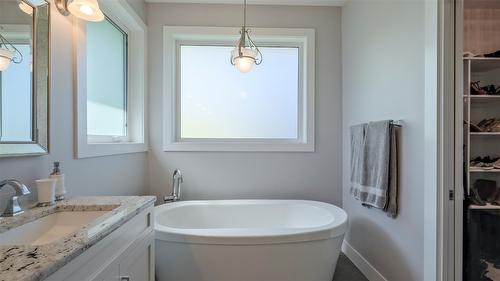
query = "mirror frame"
xmin=0 ymin=0 xmax=50 ymax=158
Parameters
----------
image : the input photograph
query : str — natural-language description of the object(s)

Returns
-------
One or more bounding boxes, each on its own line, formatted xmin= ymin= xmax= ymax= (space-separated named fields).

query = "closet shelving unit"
xmin=464 ymin=57 xmax=500 ymax=210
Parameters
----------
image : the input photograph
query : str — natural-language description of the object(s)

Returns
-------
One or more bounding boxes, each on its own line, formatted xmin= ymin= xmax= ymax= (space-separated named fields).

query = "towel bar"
xmin=391 ymin=120 xmax=403 ymax=127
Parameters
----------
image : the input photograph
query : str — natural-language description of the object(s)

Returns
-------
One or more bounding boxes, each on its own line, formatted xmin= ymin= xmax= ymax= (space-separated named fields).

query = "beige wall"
xmin=146 ymin=3 xmax=343 ymax=205
xmin=126 ymin=0 xmax=146 ymax=22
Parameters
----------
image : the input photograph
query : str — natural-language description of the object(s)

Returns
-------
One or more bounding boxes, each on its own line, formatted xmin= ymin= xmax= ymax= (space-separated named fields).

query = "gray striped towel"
xmin=350 ymin=120 xmax=398 ymax=218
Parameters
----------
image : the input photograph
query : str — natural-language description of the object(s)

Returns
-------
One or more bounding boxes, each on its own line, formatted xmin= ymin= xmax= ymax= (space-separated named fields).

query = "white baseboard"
xmin=341 ymin=241 xmax=388 ymax=281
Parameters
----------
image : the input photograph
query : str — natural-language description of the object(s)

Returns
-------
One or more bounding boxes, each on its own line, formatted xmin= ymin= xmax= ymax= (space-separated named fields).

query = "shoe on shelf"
xmin=493 ymin=159 xmax=500 ymax=169
xmin=484 ymin=50 xmax=500 ymax=57
xmin=467 ymin=121 xmax=483 ymax=132
xmin=491 ymin=192 xmax=500 ymax=205
xmin=470 ymin=81 xmax=500 ymax=95
xmin=473 ymin=179 xmax=498 ymax=203
xmin=471 ymin=118 xmax=500 ymax=132
xmin=487 ymin=120 xmax=500 ymax=132
xmin=477 ymin=118 xmax=495 ymax=129
xmin=470 ymin=184 xmax=487 ymax=206
xmin=471 ymin=81 xmax=488 ymax=95
xmin=464 ymin=52 xmax=483 ymax=58
xmin=470 ymin=156 xmax=498 ymax=170
xmin=483 ymin=156 xmax=498 ymax=169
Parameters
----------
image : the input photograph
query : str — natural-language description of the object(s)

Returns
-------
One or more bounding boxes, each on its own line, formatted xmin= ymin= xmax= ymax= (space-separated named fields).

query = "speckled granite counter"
xmin=0 ymin=196 xmax=156 ymax=281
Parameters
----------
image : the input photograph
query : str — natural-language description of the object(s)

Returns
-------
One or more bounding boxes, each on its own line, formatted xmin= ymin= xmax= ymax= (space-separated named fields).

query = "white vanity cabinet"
xmin=45 ymin=206 xmax=154 ymax=281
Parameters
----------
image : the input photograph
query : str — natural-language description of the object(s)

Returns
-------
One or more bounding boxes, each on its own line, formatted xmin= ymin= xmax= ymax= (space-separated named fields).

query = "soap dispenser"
xmin=49 ymin=161 xmax=66 ymax=201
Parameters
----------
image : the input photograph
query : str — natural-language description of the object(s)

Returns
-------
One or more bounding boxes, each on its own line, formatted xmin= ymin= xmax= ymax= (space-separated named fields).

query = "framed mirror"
xmin=0 ymin=0 xmax=49 ymax=157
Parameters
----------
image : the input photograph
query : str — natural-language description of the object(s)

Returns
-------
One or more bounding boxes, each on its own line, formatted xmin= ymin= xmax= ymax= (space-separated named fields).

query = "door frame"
xmin=454 ymin=0 xmax=465 ymax=280
xmin=424 ymin=0 xmax=458 ymax=280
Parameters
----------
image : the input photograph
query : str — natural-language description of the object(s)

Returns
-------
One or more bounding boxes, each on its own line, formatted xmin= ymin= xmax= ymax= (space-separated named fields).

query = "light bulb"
xmin=79 ymin=4 xmax=93 ymax=15
xmin=235 ymin=57 xmax=255 ymax=73
xmin=0 ymin=48 xmax=14 ymax=71
xmin=232 ymin=47 xmax=257 ymax=73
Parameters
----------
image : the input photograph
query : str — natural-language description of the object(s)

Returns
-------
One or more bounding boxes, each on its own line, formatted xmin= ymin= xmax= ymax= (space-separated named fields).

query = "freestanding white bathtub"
xmin=154 ymin=200 xmax=348 ymax=281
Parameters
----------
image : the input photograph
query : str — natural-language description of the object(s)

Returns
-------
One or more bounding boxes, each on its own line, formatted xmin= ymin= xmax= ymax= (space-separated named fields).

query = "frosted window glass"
xmin=0 ymin=44 xmax=32 ymax=142
xmin=86 ymin=17 xmax=127 ymax=137
xmin=180 ymin=46 xmax=299 ymax=139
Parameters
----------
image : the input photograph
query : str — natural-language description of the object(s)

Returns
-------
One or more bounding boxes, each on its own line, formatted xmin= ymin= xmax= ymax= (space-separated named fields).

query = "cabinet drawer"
xmin=119 ymin=233 xmax=154 ymax=281
xmin=92 ymin=263 xmax=120 ymax=281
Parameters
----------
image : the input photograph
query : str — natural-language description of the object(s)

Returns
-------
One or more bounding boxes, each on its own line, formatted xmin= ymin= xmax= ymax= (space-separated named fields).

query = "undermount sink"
xmin=0 ymin=211 xmax=109 ymax=246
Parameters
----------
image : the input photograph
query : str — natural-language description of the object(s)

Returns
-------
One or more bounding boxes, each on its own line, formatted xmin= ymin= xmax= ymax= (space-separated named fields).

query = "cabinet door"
xmin=119 ymin=234 xmax=154 ymax=281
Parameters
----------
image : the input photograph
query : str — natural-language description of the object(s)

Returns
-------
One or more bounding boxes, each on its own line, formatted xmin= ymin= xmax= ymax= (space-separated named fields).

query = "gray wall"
xmin=342 ymin=0 xmax=425 ymax=280
xmin=147 ymin=3 xmax=343 ymax=205
xmin=126 ymin=0 xmax=146 ymax=23
xmin=0 ymin=1 xmax=148 ymax=203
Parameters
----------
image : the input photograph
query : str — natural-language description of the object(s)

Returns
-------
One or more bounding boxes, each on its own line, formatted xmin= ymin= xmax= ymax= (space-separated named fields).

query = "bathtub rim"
xmin=154 ymin=200 xmax=348 ymax=245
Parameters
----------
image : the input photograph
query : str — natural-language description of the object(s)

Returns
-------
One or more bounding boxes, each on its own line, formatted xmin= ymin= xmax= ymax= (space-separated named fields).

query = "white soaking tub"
xmin=154 ymin=200 xmax=348 ymax=281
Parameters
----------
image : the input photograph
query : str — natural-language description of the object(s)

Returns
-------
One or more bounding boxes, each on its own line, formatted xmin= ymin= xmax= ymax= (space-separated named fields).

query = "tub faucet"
xmin=0 ymin=179 xmax=31 ymax=217
xmin=164 ymin=169 xmax=183 ymax=203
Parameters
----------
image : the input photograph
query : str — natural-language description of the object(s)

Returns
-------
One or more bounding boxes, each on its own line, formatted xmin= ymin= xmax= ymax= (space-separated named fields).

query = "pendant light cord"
xmin=243 ymin=0 xmax=247 ymax=29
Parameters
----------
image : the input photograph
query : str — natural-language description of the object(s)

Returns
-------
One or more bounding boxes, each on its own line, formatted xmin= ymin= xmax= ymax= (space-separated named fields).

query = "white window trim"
xmin=163 ymin=26 xmax=315 ymax=152
xmin=74 ymin=0 xmax=147 ymax=158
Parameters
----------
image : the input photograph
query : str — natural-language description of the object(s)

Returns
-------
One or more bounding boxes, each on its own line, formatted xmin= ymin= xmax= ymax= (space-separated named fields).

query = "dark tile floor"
xmin=333 ymin=254 xmax=369 ymax=281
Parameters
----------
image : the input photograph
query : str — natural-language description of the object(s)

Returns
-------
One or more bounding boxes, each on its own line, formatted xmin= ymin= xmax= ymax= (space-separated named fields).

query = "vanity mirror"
xmin=0 ymin=0 xmax=49 ymax=157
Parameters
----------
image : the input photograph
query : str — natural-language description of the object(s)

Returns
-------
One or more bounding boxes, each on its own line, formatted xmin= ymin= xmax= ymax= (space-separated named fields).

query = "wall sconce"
xmin=55 ymin=0 xmax=104 ymax=22
xmin=18 ymin=0 xmax=33 ymax=15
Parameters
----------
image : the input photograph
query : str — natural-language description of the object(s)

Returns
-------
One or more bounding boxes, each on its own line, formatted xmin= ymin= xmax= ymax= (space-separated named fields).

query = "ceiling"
xmin=144 ymin=0 xmax=346 ymax=6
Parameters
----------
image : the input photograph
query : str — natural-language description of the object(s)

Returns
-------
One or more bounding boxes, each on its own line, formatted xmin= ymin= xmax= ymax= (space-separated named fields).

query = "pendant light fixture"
xmin=55 ymin=0 xmax=105 ymax=22
xmin=0 ymin=33 xmax=23 ymax=71
xmin=230 ymin=0 xmax=262 ymax=73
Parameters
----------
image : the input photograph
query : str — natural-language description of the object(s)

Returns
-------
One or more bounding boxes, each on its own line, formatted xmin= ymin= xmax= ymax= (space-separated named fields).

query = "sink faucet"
xmin=0 ymin=179 xmax=31 ymax=217
xmin=164 ymin=169 xmax=183 ymax=203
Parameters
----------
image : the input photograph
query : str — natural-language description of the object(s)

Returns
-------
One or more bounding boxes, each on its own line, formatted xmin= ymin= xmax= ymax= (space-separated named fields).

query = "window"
xmin=164 ymin=27 xmax=315 ymax=152
xmin=86 ymin=17 xmax=128 ymax=141
xmin=180 ymin=45 xmax=299 ymax=139
xmin=75 ymin=0 xmax=147 ymax=158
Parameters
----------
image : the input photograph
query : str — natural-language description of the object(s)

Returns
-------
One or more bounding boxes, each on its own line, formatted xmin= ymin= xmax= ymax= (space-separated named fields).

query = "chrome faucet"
xmin=0 ymin=179 xmax=31 ymax=217
xmin=164 ymin=169 xmax=183 ymax=203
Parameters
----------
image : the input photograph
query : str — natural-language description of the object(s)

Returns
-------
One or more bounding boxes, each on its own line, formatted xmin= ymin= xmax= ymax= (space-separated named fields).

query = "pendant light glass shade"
xmin=67 ymin=0 xmax=104 ymax=22
xmin=231 ymin=46 xmax=258 ymax=73
xmin=0 ymin=48 xmax=14 ymax=71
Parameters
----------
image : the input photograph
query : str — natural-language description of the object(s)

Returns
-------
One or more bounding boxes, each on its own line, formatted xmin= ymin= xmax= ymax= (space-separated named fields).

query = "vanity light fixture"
xmin=230 ymin=0 xmax=262 ymax=73
xmin=55 ymin=0 xmax=105 ymax=22
xmin=0 ymin=33 xmax=23 ymax=71
xmin=18 ymin=0 xmax=33 ymax=15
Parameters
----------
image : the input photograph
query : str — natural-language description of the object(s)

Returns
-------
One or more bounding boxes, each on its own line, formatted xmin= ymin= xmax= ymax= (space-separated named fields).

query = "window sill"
xmin=163 ymin=141 xmax=314 ymax=152
xmin=76 ymin=141 xmax=148 ymax=159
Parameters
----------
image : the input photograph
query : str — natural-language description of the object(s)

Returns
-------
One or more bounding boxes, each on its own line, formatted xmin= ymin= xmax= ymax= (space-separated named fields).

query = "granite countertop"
xmin=0 ymin=196 xmax=156 ymax=281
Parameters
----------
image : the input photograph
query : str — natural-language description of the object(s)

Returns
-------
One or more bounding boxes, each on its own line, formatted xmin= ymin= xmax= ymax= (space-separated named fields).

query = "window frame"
xmin=163 ymin=26 xmax=315 ymax=152
xmin=75 ymin=0 xmax=147 ymax=158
